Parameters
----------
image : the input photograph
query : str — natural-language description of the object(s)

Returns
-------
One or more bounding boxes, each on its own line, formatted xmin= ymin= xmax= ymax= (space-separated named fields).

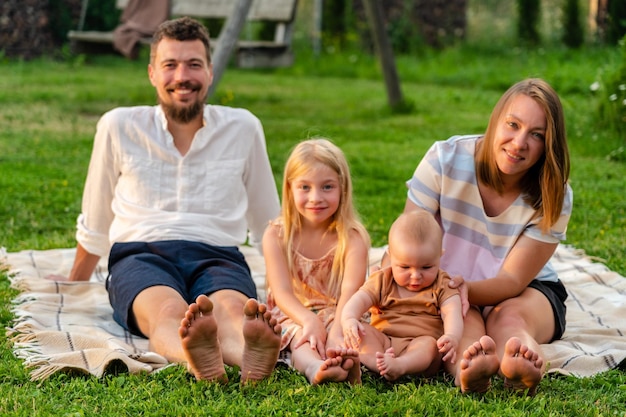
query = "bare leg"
xmin=376 ymin=336 xmax=439 ymax=381
xmin=485 ymin=289 xmax=552 ymax=396
xmin=240 ymin=299 xmax=282 ymax=383
xmin=352 ymin=322 xmax=389 ymax=375
xmin=500 ymin=337 xmax=543 ymax=395
xmin=328 ymin=347 xmax=362 ymax=385
xmin=458 ymin=335 xmax=500 ymax=393
xmin=178 ymin=295 xmax=228 ymax=383
xmin=133 ymin=286 xmax=190 ymax=363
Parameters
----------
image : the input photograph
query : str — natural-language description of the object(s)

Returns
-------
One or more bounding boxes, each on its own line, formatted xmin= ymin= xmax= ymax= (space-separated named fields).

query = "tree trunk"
xmin=362 ymin=0 xmax=404 ymax=110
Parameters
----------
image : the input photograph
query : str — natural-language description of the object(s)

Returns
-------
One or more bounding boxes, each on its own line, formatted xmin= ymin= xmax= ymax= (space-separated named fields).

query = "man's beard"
xmin=160 ymin=81 xmax=206 ymax=124
xmin=161 ymin=99 xmax=204 ymax=124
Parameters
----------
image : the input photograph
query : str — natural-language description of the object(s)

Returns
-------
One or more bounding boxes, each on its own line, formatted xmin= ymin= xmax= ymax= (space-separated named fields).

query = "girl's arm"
xmin=262 ymin=224 xmax=326 ymax=352
xmin=466 ymin=235 xmax=557 ymax=306
xmin=327 ymin=231 xmax=369 ymax=348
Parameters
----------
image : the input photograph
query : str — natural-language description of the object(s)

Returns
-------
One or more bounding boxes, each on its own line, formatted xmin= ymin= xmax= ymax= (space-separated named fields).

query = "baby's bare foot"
xmin=240 ymin=299 xmax=281 ymax=383
xmin=375 ymin=347 xmax=405 ymax=381
xmin=500 ymin=337 xmax=543 ymax=396
xmin=458 ymin=335 xmax=500 ymax=393
xmin=178 ymin=295 xmax=227 ymax=383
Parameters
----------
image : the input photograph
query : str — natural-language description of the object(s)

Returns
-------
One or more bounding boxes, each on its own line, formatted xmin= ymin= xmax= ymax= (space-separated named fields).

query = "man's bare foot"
xmin=458 ymin=335 xmax=500 ymax=393
xmin=375 ymin=347 xmax=404 ymax=381
xmin=500 ymin=337 xmax=543 ymax=396
xmin=240 ymin=299 xmax=281 ymax=384
xmin=328 ymin=347 xmax=362 ymax=385
xmin=178 ymin=295 xmax=228 ymax=383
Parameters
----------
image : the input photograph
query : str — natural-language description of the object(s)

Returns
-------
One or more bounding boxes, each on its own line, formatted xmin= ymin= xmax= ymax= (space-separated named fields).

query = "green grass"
xmin=0 ymin=42 xmax=625 ymax=415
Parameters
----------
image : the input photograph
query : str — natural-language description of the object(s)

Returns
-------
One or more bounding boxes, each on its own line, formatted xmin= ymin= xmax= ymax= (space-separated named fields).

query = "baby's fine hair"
xmin=390 ymin=209 xmax=442 ymax=248
xmin=280 ymin=138 xmax=369 ymax=298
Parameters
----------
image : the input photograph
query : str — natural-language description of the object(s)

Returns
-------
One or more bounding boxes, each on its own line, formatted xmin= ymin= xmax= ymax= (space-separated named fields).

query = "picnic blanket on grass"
xmin=3 ymin=244 xmax=626 ymax=381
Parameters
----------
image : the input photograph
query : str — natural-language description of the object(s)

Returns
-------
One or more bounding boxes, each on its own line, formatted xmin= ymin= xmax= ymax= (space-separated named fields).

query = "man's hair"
xmin=150 ymin=16 xmax=212 ymax=64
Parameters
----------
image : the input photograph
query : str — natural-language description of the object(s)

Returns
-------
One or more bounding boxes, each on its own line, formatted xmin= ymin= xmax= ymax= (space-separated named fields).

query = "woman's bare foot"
xmin=178 ymin=295 xmax=228 ymax=383
xmin=376 ymin=347 xmax=405 ymax=381
xmin=240 ymin=299 xmax=282 ymax=384
xmin=500 ymin=337 xmax=543 ymax=395
xmin=458 ymin=335 xmax=500 ymax=393
xmin=328 ymin=347 xmax=362 ymax=385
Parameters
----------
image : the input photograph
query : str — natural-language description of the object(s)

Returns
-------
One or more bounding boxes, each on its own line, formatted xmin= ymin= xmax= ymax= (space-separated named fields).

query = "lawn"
xmin=0 ymin=36 xmax=625 ymax=416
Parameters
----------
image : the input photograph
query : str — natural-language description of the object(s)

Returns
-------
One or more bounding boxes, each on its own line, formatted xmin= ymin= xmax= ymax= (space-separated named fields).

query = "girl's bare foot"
xmin=500 ymin=337 xmax=543 ymax=396
xmin=328 ymin=347 xmax=362 ymax=385
xmin=375 ymin=347 xmax=404 ymax=381
xmin=240 ymin=299 xmax=282 ymax=383
xmin=458 ymin=335 xmax=500 ymax=393
xmin=308 ymin=356 xmax=347 ymax=385
xmin=178 ymin=295 xmax=228 ymax=383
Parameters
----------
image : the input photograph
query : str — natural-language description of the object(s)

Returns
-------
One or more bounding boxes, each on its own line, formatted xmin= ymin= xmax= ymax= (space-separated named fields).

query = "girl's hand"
xmin=293 ymin=316 xmax=328 ymax=358
xmin=342 ymin=318 xmax=364 ymax=349
xmin=437 ymin=334 xmax=459 ymax=363
xmin=448 ymin=274 xmax=469 ymax=317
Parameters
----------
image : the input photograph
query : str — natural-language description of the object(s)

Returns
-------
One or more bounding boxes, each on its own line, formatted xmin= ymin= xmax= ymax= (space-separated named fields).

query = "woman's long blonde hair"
xmin=278 ymin=138 xmax=369 ymax=299
xmin=476 ymin=78 xmax=570 ymax=233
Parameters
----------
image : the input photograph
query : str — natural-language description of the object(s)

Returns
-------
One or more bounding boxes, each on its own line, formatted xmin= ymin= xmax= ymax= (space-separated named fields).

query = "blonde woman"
xmin=263 ymin=138 xmax=370 ymax=385
xmin=404 ymin=78 xmax=572 ymax=395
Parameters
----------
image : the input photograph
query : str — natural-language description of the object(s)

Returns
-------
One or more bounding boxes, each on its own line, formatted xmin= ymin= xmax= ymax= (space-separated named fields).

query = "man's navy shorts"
xmin=106 ymin=240 xmax=257 ymax=337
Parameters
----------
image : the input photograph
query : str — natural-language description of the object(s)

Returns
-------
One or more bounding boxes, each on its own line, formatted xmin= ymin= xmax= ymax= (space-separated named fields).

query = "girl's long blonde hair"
xmin=279 ymin=138 xmax=370 ymax=299
xmin=476 ymin=78 xmax=570 ymax=233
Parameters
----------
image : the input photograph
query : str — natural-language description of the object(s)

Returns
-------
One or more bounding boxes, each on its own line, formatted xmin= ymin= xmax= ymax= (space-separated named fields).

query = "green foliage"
xmin=592 ymin=34 xmax=626 ymax=142
xmin=47 ymin=0 xmax=122 ymax=45
xmin=80 ymin=0 xmax=121 ymax=31
xmin=562 ymin=0 xmax=584 ymax=48
xmin=516 ymin=0 xmax=542 ymax=45
xmin=608 ymin=0 xmax=626 ymax=44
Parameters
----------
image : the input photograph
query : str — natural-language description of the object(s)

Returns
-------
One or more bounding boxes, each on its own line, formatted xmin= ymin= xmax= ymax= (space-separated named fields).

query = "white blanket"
xmin=3 ymin=244 xmax=626 ymax=380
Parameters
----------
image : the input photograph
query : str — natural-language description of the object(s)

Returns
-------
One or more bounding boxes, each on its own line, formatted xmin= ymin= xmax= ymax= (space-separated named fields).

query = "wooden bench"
xmin=67 ymin=0 xmax=298 ymax=68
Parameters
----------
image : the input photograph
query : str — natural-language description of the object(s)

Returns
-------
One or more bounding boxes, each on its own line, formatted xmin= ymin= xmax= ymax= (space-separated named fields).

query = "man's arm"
xmin=48 ymin=243 xmax=101 ymax=282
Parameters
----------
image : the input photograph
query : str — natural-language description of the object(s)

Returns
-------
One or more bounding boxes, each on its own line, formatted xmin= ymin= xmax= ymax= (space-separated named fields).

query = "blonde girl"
xmin=262 ymin=138 xmax=370 ymax=385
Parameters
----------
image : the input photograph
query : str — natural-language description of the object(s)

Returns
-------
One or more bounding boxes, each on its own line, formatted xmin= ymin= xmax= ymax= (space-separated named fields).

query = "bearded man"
xmin=49 ymin=17 xmax=281 ymax=384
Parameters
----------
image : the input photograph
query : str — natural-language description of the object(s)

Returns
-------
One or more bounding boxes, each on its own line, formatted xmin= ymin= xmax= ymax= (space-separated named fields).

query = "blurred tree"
xmin=562 ymin=0 xmax=584 ymax=48
xmin=607 ymin=0 xmax=626 ymax=44
xmin=516 ymin=0 xmax=541 ymax=45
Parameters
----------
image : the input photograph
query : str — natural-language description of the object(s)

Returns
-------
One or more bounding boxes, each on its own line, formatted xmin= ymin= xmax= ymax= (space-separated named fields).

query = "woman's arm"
xmin=467 ymin=235 xmax=558 ymax=306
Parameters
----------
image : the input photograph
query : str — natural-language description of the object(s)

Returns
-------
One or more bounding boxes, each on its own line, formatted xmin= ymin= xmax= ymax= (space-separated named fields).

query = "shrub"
xmin=593 ymin=35 xmax=626 ymax=159
xmin=607 ymin=0 xmax=626 ymax=44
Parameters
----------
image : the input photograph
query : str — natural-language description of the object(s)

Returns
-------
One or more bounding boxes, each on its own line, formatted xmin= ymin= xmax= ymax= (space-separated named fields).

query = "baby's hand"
xmin=342 ymin=318 xmax=363 ymax=349
xmin=437 ymin=334 xmax=459 ymax=364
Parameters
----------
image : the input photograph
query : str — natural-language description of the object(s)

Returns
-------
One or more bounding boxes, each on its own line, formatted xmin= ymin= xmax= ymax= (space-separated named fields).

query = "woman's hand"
xmin=449 ymin=274 xmax=470 ymax=317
